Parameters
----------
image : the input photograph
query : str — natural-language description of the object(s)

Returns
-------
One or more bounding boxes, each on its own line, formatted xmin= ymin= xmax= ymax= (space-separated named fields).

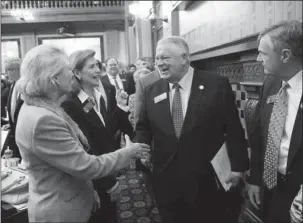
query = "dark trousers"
xmin=88 ymin=192 xmax=117 ymax=223
xmin=261 ymin=173 xmax=292 ymax=223
xmin=155 ymin=173 xmax=230 ymax=223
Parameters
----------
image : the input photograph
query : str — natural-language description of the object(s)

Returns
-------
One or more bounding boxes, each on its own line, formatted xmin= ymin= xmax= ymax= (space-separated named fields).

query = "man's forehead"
xmin=108 ymin=59 xmax=117 ymax=64
xmin=156 ymin=43 xmax=181 ymax=54
xmin=258 ymin=35 xmax=274 ymax=51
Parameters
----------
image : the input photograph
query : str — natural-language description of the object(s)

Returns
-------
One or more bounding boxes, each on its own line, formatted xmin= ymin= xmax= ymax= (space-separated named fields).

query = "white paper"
xmin=211 ymin=142 xmax=232 ymax=191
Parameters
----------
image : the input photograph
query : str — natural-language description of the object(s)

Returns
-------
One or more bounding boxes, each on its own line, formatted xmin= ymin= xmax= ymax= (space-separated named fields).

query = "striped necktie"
xmin=263 ymin=81 xmax=290 ymax=189
xmin=172 ymin=83 xmax=183 ymax=138
xmin=99 ymin=95 xmax=107 ymax=126
xmin=113 ymin=76 xmax=120 ymax=90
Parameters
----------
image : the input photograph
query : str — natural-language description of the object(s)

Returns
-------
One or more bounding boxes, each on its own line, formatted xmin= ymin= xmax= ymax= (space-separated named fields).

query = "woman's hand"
xmin=124 ymin=134 xmax=150 ymax=159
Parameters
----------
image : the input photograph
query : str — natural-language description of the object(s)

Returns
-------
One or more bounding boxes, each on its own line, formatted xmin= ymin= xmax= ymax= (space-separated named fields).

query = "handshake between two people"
xmin=123 ymin=134 xmax=150 ymax=160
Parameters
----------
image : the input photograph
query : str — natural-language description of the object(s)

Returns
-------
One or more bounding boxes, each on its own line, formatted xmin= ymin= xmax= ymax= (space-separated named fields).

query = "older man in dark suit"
xmin=134 ymin=36 xmax=249 ymax=223
xmin=247 ymin=20 xmax=302 ymax=223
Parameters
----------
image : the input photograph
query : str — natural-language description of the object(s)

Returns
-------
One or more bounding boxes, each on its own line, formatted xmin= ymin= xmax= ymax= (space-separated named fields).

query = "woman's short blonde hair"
xmin=16 ymin=44 xmax=68 ymax=99
xmin=68 ymin=49 xmax=96 ymax=94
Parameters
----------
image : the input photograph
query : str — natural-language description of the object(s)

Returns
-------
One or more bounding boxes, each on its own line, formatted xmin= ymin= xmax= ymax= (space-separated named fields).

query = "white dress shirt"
xmin=107 ymin=74 xmax=124 ymax=90
xmin=78 ymin=88 xmax=106 ymax=126
xmin=278 ymin=70 xmax=302 ymax=174
xmin=168 ymin=66 xmax=194 ymax=118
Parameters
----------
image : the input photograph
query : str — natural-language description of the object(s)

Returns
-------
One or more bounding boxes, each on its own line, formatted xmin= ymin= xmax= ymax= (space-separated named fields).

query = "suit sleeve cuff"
xmin=107 ymin=182 xmax=119 ymax=193
xmin=231 ymin=171 xmax=243 ymax=177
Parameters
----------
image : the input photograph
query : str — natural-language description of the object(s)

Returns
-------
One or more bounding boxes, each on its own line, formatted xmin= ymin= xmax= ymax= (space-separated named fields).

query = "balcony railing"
xmin=1 ymin=0 xmax=125 ymax=10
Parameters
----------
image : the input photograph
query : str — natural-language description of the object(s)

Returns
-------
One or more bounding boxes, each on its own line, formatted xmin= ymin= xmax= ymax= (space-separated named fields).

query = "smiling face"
xmin=155 ymin=42 xmax=188 ymax=83
xmin=77 ymin=56 xmax=100 ymax=88
xmin=257 ymin=35 xmax=284 ymax=77
xmin=106 ymin=58 xmax=119 ymax=76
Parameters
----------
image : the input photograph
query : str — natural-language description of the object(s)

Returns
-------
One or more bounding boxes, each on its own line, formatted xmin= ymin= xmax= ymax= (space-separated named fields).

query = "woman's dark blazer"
xmin=61 ymin=80 xmax=134 ymax=192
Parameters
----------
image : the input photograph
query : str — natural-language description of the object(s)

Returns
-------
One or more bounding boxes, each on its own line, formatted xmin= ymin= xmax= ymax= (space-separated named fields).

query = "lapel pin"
xmin=199 ymin=85 xmax=204 ymax=90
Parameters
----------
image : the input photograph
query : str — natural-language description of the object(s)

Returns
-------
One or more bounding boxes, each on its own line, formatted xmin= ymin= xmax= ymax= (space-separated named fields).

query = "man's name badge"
xmin=266 ymin=95 xmax=277 ymax=104
xmin=154 ymin=93 xmax=167 ymax=104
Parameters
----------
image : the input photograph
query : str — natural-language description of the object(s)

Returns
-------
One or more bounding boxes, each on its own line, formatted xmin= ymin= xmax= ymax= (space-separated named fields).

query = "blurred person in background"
xmin=101 ymin=57 xmax=136 ymax=149
xmin=1 ymin=78 xmax=10 ymax=125
xmin=1 ymin=57 xmax=23 ymax=159
xmin=102 ymin=57 xmax=135 ymax=95
xmin=61 ymin=49 xmax=134 ymax=223
xmin=128 ymin=64 xmax=137 ymax=74
xmin=15 ymin=44 xmax=149 ymax=223
xmin=135 ymin=57 xmax=151 ymax=70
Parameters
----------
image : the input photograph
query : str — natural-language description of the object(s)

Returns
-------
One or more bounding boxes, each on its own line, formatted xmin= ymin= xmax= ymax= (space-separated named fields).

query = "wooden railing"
xmin=1 ymin=0 xmax=124 ymax=10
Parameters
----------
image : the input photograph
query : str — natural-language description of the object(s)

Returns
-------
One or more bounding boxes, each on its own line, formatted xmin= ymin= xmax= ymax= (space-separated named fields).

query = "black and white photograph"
xmin=1 ymin=1 xmax=302 ymax=223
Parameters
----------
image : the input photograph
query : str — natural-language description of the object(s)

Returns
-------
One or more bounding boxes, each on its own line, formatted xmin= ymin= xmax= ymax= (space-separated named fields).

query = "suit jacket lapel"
xmin=153 ymin=80 xmax=175 ymax=137
xmin=102 ymin=75 xmax=111 ymax=87
xmin=287 ymin=95 xmax=303 ymax=168
xmin=72 ymin=94 xmax=106 ymax=129
xmin=181 ymin=71 xmax=206 ymax=136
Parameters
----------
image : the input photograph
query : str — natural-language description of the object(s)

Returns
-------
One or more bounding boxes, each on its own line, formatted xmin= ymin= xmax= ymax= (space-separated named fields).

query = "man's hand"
xmin=109 ymin=184 xmax=121 ymax=202
xmin=225 ymin=172 xmax=242 ymax=188
xmin=290 ymin=186 xmax=302 ymax=223
xmin=116 ymin=89 xmax=129 ymax=107
xmin=247 ymin=184 xmax=261 ymax=209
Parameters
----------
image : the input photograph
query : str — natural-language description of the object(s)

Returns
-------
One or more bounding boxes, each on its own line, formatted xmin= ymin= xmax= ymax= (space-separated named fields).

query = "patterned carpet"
xmin=116 ymin=169 xmax=162 ymax=223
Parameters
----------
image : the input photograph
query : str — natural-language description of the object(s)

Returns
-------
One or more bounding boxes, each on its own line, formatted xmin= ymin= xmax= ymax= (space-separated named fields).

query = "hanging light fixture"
xmin=128 ymin=1 xmax=168 ymax=23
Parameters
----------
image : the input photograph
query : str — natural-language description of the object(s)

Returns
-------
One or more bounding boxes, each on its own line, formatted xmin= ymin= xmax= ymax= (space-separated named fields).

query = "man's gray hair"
xmin=158 ymin=36 xmax=190 ymax=56
xmin=258 ymin=20 xmax=302 ymax=57
xmin=16 ymin=44 xmax=68 ymax=99
xmin=4 ymin=57 xmax=22 ymax=70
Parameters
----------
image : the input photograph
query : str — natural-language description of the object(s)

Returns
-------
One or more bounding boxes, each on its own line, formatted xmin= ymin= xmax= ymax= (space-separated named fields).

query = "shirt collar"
xmin=169 ymin=66 xmax=194 ymax=91
xmin=107 ymin=73 xmax=120 ymax=80
xmin=77 ymin=89 xmax=89 ymax=104
xmin=287 ymin=70 xmax=302 ymax=93
xmin=77 ymin=88 xmax=100 ymax=104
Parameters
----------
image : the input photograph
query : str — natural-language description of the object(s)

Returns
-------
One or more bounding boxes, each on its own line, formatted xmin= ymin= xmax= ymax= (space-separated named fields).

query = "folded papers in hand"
xmin=211 ymin=142 xmax=232 ymax=191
